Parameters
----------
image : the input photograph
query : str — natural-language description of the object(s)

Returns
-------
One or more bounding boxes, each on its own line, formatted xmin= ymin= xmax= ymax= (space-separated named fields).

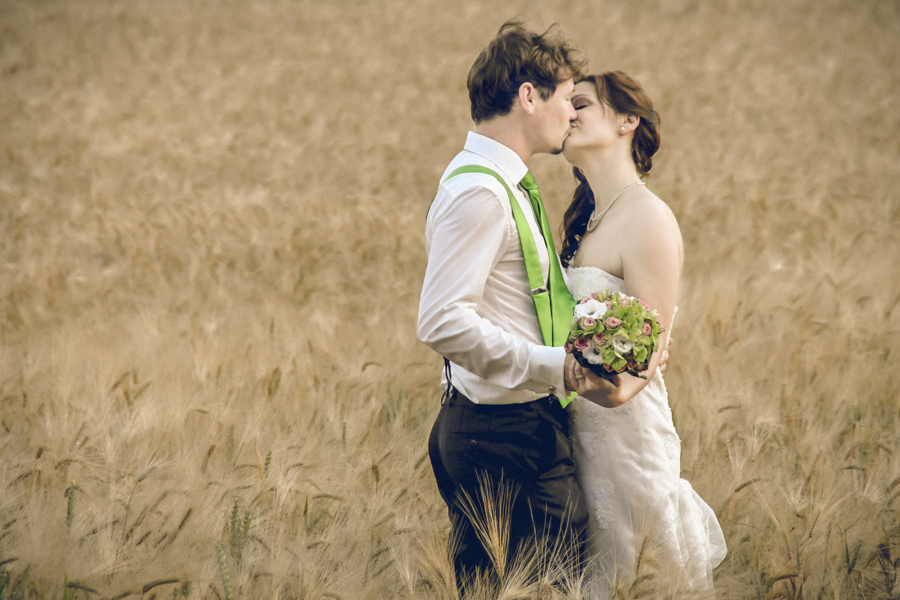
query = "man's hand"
xmin=564 ymin=354 xmax=628 ymax=408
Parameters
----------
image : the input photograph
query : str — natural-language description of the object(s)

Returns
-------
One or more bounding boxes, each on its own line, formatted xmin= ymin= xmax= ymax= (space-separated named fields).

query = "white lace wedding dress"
xmin=566 ymin=266 xmax=727 ymax=598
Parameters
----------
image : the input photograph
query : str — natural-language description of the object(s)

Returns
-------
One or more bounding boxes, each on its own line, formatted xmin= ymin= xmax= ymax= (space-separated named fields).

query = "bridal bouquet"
xmin=564 ymin=291 xmax=663 ymax=379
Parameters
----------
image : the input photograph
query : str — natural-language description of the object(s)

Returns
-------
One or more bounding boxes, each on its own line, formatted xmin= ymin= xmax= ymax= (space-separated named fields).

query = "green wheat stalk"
xmin=216 ymin=543 xmax=233 ymax=600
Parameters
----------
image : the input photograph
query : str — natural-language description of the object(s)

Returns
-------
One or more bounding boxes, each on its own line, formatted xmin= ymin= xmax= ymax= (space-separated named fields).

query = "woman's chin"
xmin=561 ymin=145 xmax=581 ymax=167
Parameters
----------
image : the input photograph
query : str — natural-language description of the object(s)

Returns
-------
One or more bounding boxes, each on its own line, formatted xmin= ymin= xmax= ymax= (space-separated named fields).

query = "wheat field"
xmin=1 ymin=0 xmax=899 ymax=598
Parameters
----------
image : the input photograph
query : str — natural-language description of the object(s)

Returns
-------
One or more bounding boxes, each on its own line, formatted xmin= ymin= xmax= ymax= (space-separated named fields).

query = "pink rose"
xmin=604 ymin=300 xmax=612 ymax=308
xmin=580 ymin=317 xmax=596 ymax=328
xmin=564 ymin=342 xmax=573 ymax=353
xmin=639 ymin=300 xmax=650 ymax=310
xmin=642 ymin=323 xmax=652 ymax=336
xmin=579 ymin=298 xmax=591 ymax=304
xmin=620 ymin=297 xmax=632 ymax=306
xmin=592 ymin=333 xmax=606 ymax=346
xmin=605 ymin=316 xmax=622 ymax=328
xmin=591 ymin=292 xmax=601 ymax=300
xmin=574 ymin=337 xmax=589 ymax=351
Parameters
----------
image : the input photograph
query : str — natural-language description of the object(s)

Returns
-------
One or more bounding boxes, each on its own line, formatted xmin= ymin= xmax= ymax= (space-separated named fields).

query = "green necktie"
xmin=519 ymin=171 xmax=577 ymax=348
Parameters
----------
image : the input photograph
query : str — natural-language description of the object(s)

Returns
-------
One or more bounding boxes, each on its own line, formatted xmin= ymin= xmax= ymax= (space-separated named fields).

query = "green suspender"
xmin=430 ymin=165 xmax=578 ymax=407
xmin=444 ymin=165 xmax=553 ymax=341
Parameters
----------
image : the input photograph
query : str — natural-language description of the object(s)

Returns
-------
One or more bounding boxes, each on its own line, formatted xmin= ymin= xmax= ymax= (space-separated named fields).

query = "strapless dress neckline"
xmin=565 ymin=265 xmax=626 ymax=298
xmin=567 ymin=265 xmax=623 ymax=281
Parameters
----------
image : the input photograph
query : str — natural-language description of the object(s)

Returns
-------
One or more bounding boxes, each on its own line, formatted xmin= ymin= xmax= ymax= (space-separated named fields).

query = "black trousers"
xmin=428 ymin=389 xmax=589 ymax=594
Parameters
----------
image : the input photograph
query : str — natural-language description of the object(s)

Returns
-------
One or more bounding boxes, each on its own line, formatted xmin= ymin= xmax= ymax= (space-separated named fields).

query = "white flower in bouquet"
xmin=582 ymin=343 xmax=605 ymax=365
xmin=611 ymin=334 xmax=634 ymax=354
xmin=573 ymin=298 xmax=607 ymax=320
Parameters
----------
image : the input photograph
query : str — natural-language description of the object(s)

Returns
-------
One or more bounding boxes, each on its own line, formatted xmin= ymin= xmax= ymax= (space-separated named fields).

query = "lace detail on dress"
xmin=589 ymin=478 xmax=615 ymax=530
xmin=593 ymin=415 xmax=609 ymax=443
xmin=665 ymin=434 xmax=681 ymax=475
xmin=566 ymin=266 xmax=626 ymax=299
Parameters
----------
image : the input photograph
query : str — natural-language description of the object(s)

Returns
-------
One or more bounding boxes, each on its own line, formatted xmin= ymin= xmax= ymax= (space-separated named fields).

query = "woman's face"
xmin=562 ymin=81 xmax=621 ymax=164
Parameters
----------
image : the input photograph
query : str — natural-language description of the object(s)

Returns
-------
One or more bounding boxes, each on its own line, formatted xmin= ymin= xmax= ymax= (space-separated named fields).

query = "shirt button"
xmin=548 ymin=386 xmax=556 ymax=394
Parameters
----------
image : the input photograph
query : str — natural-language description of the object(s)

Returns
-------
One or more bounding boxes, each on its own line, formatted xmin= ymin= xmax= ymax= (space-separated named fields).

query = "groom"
xmin=417 ymin=20 xmax=621 ymax=593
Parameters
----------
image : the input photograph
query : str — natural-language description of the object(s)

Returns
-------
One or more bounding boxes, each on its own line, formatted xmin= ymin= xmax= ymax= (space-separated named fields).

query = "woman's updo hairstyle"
xmin=559 ymin=71 xmax=661 ymax=267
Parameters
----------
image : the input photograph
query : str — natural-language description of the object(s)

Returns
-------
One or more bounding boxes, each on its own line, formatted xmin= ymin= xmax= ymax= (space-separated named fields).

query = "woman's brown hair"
xmin=559 ymin=71 xmax=661 ymax=267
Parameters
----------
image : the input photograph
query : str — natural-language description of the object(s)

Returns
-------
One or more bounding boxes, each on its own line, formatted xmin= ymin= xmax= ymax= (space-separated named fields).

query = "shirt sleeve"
xmin=417 ymin=180 xmax=566 ymax=396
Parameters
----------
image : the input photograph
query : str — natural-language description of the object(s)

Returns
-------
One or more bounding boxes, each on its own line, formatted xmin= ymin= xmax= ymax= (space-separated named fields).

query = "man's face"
xmin=532 ymin=78 xmax=577 ymax=155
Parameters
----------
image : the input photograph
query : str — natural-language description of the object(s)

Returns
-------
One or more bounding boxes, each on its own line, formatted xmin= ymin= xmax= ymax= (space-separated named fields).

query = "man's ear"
xmin=619 ymin=114 xmax=639 ymax=135
xmin=517 ymin=82 xmax=537 ymax=115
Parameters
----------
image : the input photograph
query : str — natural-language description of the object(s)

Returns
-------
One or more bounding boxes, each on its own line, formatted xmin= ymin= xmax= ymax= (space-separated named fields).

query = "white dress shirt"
xmin=417 ymin=132 xmax=567 ymax=405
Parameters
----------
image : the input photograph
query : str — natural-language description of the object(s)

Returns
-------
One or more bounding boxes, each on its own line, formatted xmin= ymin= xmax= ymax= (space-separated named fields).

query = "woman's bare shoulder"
xmin=623 ymin=188 xmax=681 ymax=237
xmin=616 ymin=188 xmax=684 ymax=274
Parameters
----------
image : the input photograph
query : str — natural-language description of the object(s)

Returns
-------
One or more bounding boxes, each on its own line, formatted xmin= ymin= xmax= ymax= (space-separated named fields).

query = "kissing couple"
xmin=417 ymin=20 xmax=727 ymax=599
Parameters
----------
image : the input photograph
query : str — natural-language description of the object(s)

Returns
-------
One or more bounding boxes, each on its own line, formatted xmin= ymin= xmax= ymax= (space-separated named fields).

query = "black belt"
xmin=447 ymin=388 xmax=561 ymax=411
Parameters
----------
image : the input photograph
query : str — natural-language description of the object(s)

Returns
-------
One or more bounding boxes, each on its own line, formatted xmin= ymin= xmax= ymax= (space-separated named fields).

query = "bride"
xmin=560 ymin=71 xmax=727 ymax=596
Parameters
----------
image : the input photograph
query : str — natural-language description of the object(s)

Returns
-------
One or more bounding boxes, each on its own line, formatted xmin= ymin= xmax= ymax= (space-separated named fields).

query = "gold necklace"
xmin=585 ymin=181 xmax=646 ymax=232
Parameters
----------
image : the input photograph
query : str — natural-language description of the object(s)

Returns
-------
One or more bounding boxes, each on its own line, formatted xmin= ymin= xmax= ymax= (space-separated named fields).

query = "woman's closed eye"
xmin=572 ymin=98 xmax=591 ymax=110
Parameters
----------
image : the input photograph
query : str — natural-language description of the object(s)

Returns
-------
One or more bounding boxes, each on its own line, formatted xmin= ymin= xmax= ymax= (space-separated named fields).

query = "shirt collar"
xmin=463 ymin=132 xmax=529 ymax=185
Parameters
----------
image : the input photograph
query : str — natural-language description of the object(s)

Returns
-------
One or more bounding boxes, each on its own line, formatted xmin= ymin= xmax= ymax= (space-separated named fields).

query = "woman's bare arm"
xmin=576 ymin=192 xmax=683 ymax=407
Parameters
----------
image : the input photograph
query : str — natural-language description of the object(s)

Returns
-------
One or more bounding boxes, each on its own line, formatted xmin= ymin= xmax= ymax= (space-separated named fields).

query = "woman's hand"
xmin=564 ymin=353 xmax=628 ymax=407
xmin=657 ymin=336 xmax=673 ymax=375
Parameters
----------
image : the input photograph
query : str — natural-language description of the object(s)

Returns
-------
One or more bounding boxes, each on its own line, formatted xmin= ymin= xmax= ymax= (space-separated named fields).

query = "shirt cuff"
xmin=529 ymin=345 xmax=568 ymax=398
